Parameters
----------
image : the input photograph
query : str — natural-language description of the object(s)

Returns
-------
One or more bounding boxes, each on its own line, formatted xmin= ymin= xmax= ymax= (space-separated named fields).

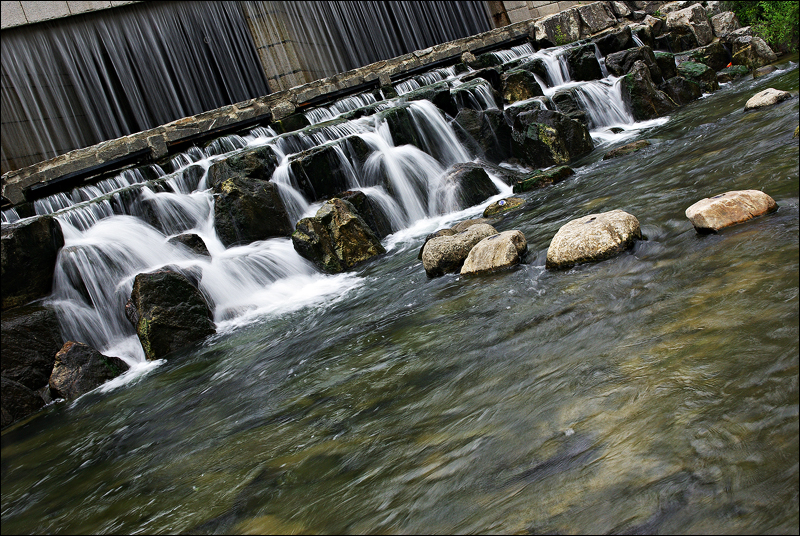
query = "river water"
xmin=2 ymin=59 xmax=798 ymax=534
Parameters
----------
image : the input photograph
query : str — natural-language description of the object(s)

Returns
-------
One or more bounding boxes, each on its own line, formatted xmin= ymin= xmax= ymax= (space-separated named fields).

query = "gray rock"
xmin=1 ymin=215 xmax=64 ymax=310
xmin=606 ymin=46 xmax=663 ymax=81
xmin=534 ymin=9 xmax=583 ymax=47
xmin=130 ymin=269 xmax=216 ymax=361
xmin=49 ymin=341 xmax=129 ymax=400
xmin=732 ymin=36 xmax=778 ymax=70
xmin=1 ymin=304 xmax=63 ymax=390
xmin=621 ymin=60 xmax=678 ymax=120
xmin=665 ymin=3 xmax=713 ymax=45
xmin=422 ymin=223 xmax=498 ymax=277
xmin=546 ymin=210 xmax=643 ymax=270
xmin=443 ymin=163 xmax=500 ymax=208
xmin=711 ymin=11 xmax=740 ymax=38
xmin=685 ymin=190 xmax=777 ymax=232
xmin=461 ymin=230 xmax=528 ymax=276
xmin=292 ymin=198 xmax=385 ymax=273
xmin=744 ymin=88 xmax=792 ymax=110
xmin=576 ymin=2 xmax=617 ymax=35
xmin=213 ymin=176 xmax=292 ymax=248
xmin=1 ymin=377 xmax=45 ymax=428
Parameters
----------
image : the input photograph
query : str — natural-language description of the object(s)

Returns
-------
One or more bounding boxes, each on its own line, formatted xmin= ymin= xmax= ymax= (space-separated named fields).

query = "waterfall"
xmin=572 ymin=78 xmax=635 ymax=128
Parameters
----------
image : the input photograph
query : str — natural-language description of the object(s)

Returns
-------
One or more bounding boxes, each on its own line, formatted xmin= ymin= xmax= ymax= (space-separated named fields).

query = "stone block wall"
xmin=503 ymin=1 xmax=589 ymax=24
xmin=0 ymin=1 xmax=138 ymax=28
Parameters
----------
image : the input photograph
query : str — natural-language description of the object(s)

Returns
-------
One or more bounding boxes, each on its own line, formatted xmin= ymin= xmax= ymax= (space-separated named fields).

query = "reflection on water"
xmin=2 ymin=65 xmax=798 ymax=534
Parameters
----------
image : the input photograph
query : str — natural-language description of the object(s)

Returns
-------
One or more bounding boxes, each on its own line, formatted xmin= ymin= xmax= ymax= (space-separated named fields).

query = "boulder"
xmin=710 ymin=11 xmax=740 ymax=38
xmin=48 ymin=341 xmax=129 ymax=400
xmin=677 ymin=40 xmax=730 ymax=72
xmin=338 ymin=190 xmax=393 ymax=239
xmin=609 ymin=1 xmax=631 ymax=18
xmin=753 ymin=65 xmax=777 ymax=78
xmin=676 ymin=61 xmax=719 ymax=92
xmin=593 ymin=26 xmax=633 ymax=56
xmin=731 ymin=36 xmax=777 ymax=70
xmin=213 ymin=176 xmax=292 ymax=247
xmin=271 ymin=112 xmax=310 ymax=134
xmin=576 ymin=2 xmax=617 ymax=35
xmin=534 ymin=9 xmax=583 ymax=47
xmin=503 ymin=97 xmax=552 ymax=126
xmin=656 ymin=25 xmax=699 ymax=52
xmin=744 ymin=88 xmax=792 ymax=110
xmin=566 ymin=44 xmax=604 ymax=82
xmin=511 ymin=109 xmax=594 ymax=168
xmin=461 ymin=231 xmax=528 ymax=276
xmin=1 ymin=377 xmax=45 ymax=428
xmin=502 ymin=69 xmax=545 ymax=104
xmin=606 ymin=46 xmax=663 ymax=81
xmin=443 ymin=163 xmax=500 ymax=208
xmin=659 ymin=76 xmax=703 ymax=105
xmin=417 ymin=228 xmax=456 ymax=260
xmin=483 ymin=197 xmax=526 ymax=217
xmin=603 ymin=139 xmax=651 ymax=160
xmin=168 ymin=233 xmax=210 ymax=256
xmin=207 ymin=145 xmax=280 ymax=187
xmin=546 ymin=210 xmax=643 ymax=269
xmin=716 ymin=64 xmax=750 ymax=83
xmin=512 ymin=166 xmax=575 ymax=193
xmin=292 ymin=198 xmax=385 ymax=273
xmin=451 ymin=218 xmax=500 ymax=233
xmin=517 ymin=58 xmax=550 ymax=82
xmin=130 ymin=269 xmax=216 ymax=361
xmin=654 ymin=51 xmax=678 ymax=79
xmin=381 ymin=105 xmax=423 ymax=150
xmin=621 ymin=60 xmax=678 ymax=120
xmin=552 ymin=89 xmax=589 ymax=126
xmin=288 ymin=143 xmax=354 ymax=201
xmin=454 ymin=108 xmax=512 ymax=162
xmin=643 ymin=14 xmax=664 ymax=36
xmin=685 ymin=190 xmax=777 ymax=232
xmin=465 ymin=52 xmax=504 ymax=70
xmin=665 ymin=3 xmax=713 ymax=45
xmin=1 ymin=215 xmax=64 ymax=310
xmin=403 ymin=81 xmax=458 ymax=117
xmin=631 ymin=23 xmax=656 ymax=48
xmin=1 ymin=305 xmax=63 ymax=390
xmin=421 ymin=223 xmax=498 ymax=277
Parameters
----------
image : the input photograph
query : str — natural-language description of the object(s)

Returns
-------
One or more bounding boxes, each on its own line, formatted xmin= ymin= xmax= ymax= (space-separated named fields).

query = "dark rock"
xmin=552 ymin=89 xmax=589 ymax=127
xmin=603 ymin=139 xmax=651 ymax=160
xmin=502 ymin=69 xmax=545 ymax=104
xmin=48 ymin=341 xmax=129 ymax=400
xmin=461 ymin=68 xmax=502 ymax=92
xmin=338 ymin=190 xmax=393 ymax=239
xmin=1 ymin=304 xmax=63 ymax=390
xmin=659 ymin=76 xmax=703 ymax=105
xmin=512 ymin=166 xmax=575 ymax=193
xmin=676 ymin=61 xmax=719 ymax=92
xmin=474 ymin=160 xmax=527 ymax=186
xmin=292 ymin=198 xmax=385 ymax=273
xmin=443 ymin=163 xmax=500 ymax=208
xmin=630 ymin=23 xmax=656 ymax=48
xmin=130 ymin=269 xmax=216 ymax=360
xmin=621 ymin=60 xmax=678 ymax=120
xmin=566 ymin=44 xmax=603 ymax=82
xmin=403 ymin=81 xmax=458 ymax=117
xmin=381 ymin=105 xmax=423 ymax=149
xmin=593 ymin=26 xmax=633 ymax=56
xmin=503 ymin=97 xmax=552 ymax=126
xmin=466 ymin=51 xmax=504 ymax=70
xmin=1 ymin=377 xmax=45 ymax=428
xmin=1 ymin=215 xmax=64 ymax=310
xmin=213 ymin=176 xmax=292 ymax=247
xmin=271 ymin=112 xmax=311 ymax=134
xmin=289 ymin=142 xmax=355 ymax=201
xmin=168 ymin=233 xmax=210 ymax=256
xmin=605 ymin=46 xmax=663 ymax=81
xmin=517 ymin=58 xmax=550 ymax=83
xmin=753 ymin=65 xmax=777 ymax=78
xmin=657 ymin=25 xmax=699 ymax=53
xmin=511 ymin=109 xmax=594 ymax=168
xmin=676 ymin=41 xmax=730 ymax=72
xmin=453 ymin=108 xmax=512 ymax=162
xmin=654 ymin=51 xmax=677 ymax=80
xmin=451 ymin=78 xmax=500 ymax=111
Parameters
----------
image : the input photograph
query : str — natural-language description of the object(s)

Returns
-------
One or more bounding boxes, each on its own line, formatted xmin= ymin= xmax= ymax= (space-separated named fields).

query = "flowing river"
xmin=1 ymin=56 xmax=798 ymax=534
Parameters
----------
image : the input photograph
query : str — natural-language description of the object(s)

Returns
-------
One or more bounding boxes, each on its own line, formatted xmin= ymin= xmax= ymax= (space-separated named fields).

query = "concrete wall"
xmin=0 ymin=1 xmax=138 ymax=28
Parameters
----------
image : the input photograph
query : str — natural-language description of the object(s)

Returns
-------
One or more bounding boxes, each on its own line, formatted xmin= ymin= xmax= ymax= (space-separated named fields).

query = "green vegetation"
xmin=723 ymin=1 xmax=799 ymax=52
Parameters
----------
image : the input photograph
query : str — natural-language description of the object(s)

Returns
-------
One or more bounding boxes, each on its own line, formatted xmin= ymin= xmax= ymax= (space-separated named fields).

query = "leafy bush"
xmin=723 ymin=1 xmax=799 ymax=52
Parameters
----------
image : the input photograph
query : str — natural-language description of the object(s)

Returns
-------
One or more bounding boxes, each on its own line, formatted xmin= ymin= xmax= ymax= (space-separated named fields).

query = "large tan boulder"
xmin=422 ymin=224 xmax=497 ymax=277
xmin=461 ymin=231 xmax=527 ymax=276
xmin=666 ymin=3 xmax=713 ymax=46
xmin=546 ymin=210 xmax=642 ymax=270
xmin=685 ymin=190 xmax=777 ymax=232
xmin=744 ymin=88 xmax=792 ymax=110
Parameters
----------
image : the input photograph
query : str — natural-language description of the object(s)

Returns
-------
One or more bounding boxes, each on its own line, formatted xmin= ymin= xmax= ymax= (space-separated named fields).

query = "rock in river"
xmin=685 ymin=190 xmax=777 ymax=233
xmin=744 ymin=88 xmax=792 ymax=110
xmin=546 ymin=210 xmax=643 ymax=270
xmin=422 ymin=223 xmax=498 ymax=277
xmin=49 ymin=342 xmax=130 ymax=400
xmin=461 ymin=230 xmax=527 ymax=276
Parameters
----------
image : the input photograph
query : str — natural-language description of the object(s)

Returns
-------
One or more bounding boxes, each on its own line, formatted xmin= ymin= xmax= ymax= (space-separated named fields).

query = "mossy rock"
xmin=502 ymin=69 xmax=544 ymax=104
xmin=483 ymin=197 xmax=525 ymax=217
xmin=654 ymin=51 xmax=677 ymax=80
xmin=603 ymin=139 xmax=651 ymax=160
xmin=676 ymin=61 xmax=719 ymax=92
xmin=512 ymin=166 xmax=574 ymax=193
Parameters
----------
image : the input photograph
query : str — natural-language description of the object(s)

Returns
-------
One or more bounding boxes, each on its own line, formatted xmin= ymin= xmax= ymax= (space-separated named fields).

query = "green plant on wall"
xmin=722 ymin=0 xmax=799 ymax=52
xmin=554 ymin=25 xmax=569 ymax=46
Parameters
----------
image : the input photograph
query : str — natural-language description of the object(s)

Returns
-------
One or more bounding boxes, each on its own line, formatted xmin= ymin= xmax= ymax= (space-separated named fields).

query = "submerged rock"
xmin=744 ymin=88 xmax=792 ymax=110
xmin=483 ymin=197 xmax=525 ymax=217
xmin=130 ymin=269 xmax=216 ymax=361
xmin=292 ymin=198 xmax=385 ymax=274
xmin=676 ymin=61 xmax=719 ymax=92
xmin=49 ymin=342 xmax=129 ymax=400
xmin=1 ymin=304 xmax=63 ymax=391
xmin=213 ymin=176 xmax=292 ymax=248
xmin=1 ymin=377 xmax=45 ymax=428
xmin=168 ymin=233 xmax=210 ymax=256
xmin=685 ymin=190 xmax=777 ymax=232
xmin=659 ymin=75 xmax=702 ymax=105
xmin=1 ymin=215 xmax=64 ymax=310
xmin=444 ymin=163 xmax=500 ymax=208
xmin=512 ymin=166 xmax=575 ymax=193
xmin=546 ymin=210 xmax=643 ymax=270
xmin=603 ymin=139 xmax=651 ymax=160
xmin=753 ymin=65 xmax=777 ymax=78
xmin=621 ymin=60 xmax=678 ymax=120
xmin=422 ymin=223 xmax=498 ymax=277
xmin=461 ymin=230 xmax=527 ymax=276
xmin=716 ymin=64 xmax=750 ymax=83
